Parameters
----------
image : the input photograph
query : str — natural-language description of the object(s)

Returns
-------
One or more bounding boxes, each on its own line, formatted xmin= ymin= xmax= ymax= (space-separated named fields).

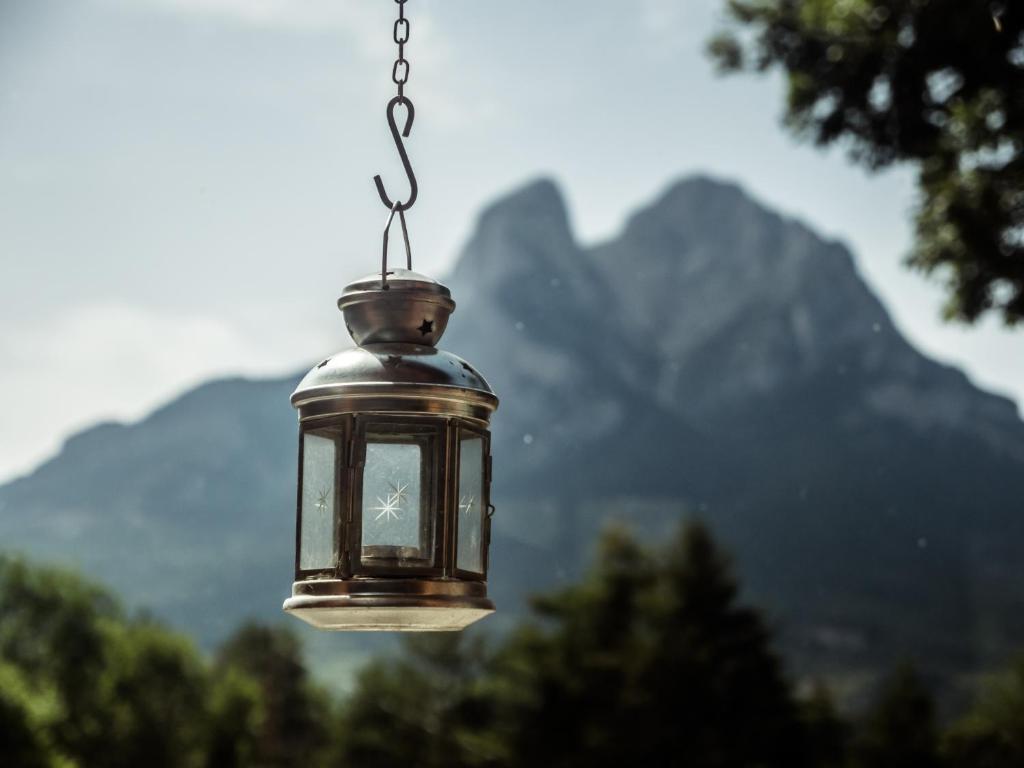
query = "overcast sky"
xmin=1 ymin=0 xmax=1021 ymax=482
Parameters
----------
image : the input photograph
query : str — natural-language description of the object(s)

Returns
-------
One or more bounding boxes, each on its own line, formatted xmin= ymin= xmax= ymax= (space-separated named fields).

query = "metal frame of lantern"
xmin=282 ymin=267 xmax=499 ymax=631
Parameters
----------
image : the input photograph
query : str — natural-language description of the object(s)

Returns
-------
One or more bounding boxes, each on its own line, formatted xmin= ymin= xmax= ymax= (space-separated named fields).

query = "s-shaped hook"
xmin=373 ymin=96 xmax=418 ymax=212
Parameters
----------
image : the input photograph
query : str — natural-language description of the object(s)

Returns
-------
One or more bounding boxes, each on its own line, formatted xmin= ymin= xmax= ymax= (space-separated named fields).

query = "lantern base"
xmin=283 ymin=578 xmax=495 ymax=631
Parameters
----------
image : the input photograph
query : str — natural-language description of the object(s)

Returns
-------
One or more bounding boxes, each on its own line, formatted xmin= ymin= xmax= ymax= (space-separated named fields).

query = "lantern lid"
xmin=295 ymin=344 xmax=494 ymax=395
xmin=338 ymin=269 xmax=455 ymax=347
xmin=292 ymin=343 xmax=498 ymax=424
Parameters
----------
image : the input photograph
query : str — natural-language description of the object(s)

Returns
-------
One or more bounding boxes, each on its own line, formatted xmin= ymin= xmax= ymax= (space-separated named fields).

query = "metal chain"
xmin=377 ymin=0 xmax=414 ymax=284
xmin=392 ymin=0 xmax=410 ymax=102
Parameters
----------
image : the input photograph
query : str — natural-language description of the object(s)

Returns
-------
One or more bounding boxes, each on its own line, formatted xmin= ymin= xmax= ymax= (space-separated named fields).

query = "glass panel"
xmin=457 ymin=436 xmax=485 ymax=574
xmin=299 ymin=433 xmax=337 ymax=570
xmin=361 ymin=439 xmax=432 ymax=564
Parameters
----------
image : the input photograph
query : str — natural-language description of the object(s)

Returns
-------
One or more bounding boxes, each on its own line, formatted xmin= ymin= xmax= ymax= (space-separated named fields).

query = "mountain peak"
xmin=654 ymin=174 xmax=748 ymax=209
xmin=447 ymin=177 xmax=584 ymax=296
xmin=621 ymin=174 xmax=781 ymax=242
xmin=589 ymin=176 xmax=1024 ymax=445
xmin=478 ymin=177 xmax=568 ymax=225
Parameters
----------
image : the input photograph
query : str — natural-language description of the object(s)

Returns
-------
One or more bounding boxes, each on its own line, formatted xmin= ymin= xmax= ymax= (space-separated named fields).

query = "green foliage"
xmin=204 ymin=667 xmax=264 ymax=768
xmin=709 ymin=0 xmax=1024 ymax=324
xmin=852 ymin=664 xmax=941 ymax=768
xmin=0 ymin=555 xmax=329 ymax=768
xmin=215 ymin=622 xmax=334 ymax=768
xmin=942 ymin=655 xmax=1024 ymax=767
xmin=0 ymin=663 xmax=69 ymax=768
xmin=338 ymin=633 xmax=492 ymax=768
xmin=330 ymin=523 xmax=1024 ymax=768
xmin=10 ymin=527 xmax=1024 ymax=767
xmin=98 ymin=623 xmax=210 ymax=768
xmin=0 ymin=555 xmax=119 ymax=763
xmin=0 ymin=555 xmax=216 ymax=767
xmin=337 ymin=522 xmax=823 ymax=768
xmin=633 ymin=523 xmax=806 ymax=765
xmin=800 ymin=684 xmax=850 ymax=768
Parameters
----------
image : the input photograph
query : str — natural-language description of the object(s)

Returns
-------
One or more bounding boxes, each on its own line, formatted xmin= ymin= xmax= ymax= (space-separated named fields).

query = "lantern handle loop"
xmin=373 ymin=96 xmax=418 ymax=213
xmin=381 ymin=199 xmax=413 ymax=288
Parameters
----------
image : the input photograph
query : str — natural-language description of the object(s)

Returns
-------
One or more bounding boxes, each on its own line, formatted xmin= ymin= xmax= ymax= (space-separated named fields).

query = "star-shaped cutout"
xmin=389 ymin=481 xmax=409 ymax=506
xmin=372 ymin=494 xmax=403 ymax=522
xmin=417 ymin=319 xmax=434 ymax=336
xmin=315 ymin=487 xmax=330 ymax=514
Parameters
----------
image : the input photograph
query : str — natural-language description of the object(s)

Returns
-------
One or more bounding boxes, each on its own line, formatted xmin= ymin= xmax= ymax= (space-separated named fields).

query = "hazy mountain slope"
xmin=2 ymin=175 xmax=1023 ymax=687
xmin=0 ymin=376 xmax=299 ymax=640
xmin=587 ymin=178 xmax=1024 ymax=670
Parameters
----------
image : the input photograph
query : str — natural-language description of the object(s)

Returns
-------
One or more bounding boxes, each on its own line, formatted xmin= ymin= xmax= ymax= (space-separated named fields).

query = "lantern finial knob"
xmin=338 ymin=269 xmax=455 ymax=347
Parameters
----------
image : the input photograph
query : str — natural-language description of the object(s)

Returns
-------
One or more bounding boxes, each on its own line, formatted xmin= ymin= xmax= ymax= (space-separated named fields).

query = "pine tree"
xmin=215 ymin=623 xmax=333 ymax=768
xmin=852 ymin=664 xmax=941 ymax=768
xmin=337 ymin=522 xmax=817 ymax=767
xmin=943 ymin=655 xmax=1024 ymax=768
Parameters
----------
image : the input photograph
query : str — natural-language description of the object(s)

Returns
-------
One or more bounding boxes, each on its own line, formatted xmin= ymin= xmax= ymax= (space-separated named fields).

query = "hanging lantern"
xmin=283 ymin=0 xmax=499 ymax=631
xmin=283 ymin=267 xmax=498 ymax=631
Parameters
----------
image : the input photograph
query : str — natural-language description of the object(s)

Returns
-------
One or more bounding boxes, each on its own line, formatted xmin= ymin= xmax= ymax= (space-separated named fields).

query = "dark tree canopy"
xmin=215 ymin=623 xmax=333 ymax=768
xmin=336 ymin=523 xmax=830 ymax=768
xmin=709 ymin=0 xmax=1024 ymax=324
xmin=10 ymin=531 xmax=1024 ymax=766
xmin=852 ymin=665 xmax=941 ymax=768
xmin=942 ymin=655 xmax=1024 ymax=767
xmin=0 ymin=557 xmax=334 ymax=768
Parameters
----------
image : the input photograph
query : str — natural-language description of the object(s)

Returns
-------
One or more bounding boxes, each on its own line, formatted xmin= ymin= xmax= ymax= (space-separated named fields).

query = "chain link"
xmin=372 ymin=0 xmax=418 ymax=226
xmin=391 ymin=0 xmax=410 ymax=101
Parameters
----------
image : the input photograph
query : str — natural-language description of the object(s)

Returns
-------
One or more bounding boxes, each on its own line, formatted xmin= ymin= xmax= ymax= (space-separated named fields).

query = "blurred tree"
xmin=33 ymin=527 xmax=1024 ymax=768
xmin=0 ymin=556 xmax=118 ymax=762
xmin=338 ymin=522 xmax=824 ymax=768
xmin=629 ymin=522 xmax=809 ymax=766
xmin=0 ymin=556 xmax=277 ymax=768
xmin=337 ymin=633 xmax=492 ymax=768
xmin=799 ymin=683 xmax=850 ymax=768
xmin=487 ymin=526 xmax=656 ymax=768
xmin=204 ymin=667 xmax=265 ymax=768
xmin=97 ymin=622 xmax=210 ymax=768
xmin=942 ymin=654 xmax=1024 ymax=768
xmin=0 ymin=662 xmax=68 ymax=768
xmin=708 ymin=1 xmax=1024 ymax=324
xmin=852 ymin=664 xmax=941 ymax=768
xmin=215 ymin=622 xmax=333 ymax=768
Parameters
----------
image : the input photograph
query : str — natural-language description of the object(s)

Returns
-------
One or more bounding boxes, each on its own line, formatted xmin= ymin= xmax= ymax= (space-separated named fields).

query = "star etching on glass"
xmin=459 ymin=494 xmax=476 ymax=516
xmin=315 ymin=487 xmax=330 ymax=515
xmin=388 ymin=481 xmax=409 ymax=507
xmin=372 ymin=493 xmax=403 ymax=522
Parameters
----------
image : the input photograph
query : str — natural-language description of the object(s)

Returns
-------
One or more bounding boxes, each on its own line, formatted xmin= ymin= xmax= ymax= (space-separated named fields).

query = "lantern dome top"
xmin=292 ymin=343 xmax=498 ymax=425
xmin=295 ymin=344 xmax=494 ymax=395
xmin=338 ymin=269 xmax=455 ymax=347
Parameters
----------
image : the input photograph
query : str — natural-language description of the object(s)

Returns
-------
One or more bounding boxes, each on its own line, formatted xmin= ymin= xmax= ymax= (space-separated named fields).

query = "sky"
xmin=0 ymin=0 xmax=1021 ymax=483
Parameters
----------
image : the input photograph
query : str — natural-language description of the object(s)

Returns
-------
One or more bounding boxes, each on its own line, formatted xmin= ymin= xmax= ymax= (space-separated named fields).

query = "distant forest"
xmin=2 ymin=522 xmax=1023 ymax=768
